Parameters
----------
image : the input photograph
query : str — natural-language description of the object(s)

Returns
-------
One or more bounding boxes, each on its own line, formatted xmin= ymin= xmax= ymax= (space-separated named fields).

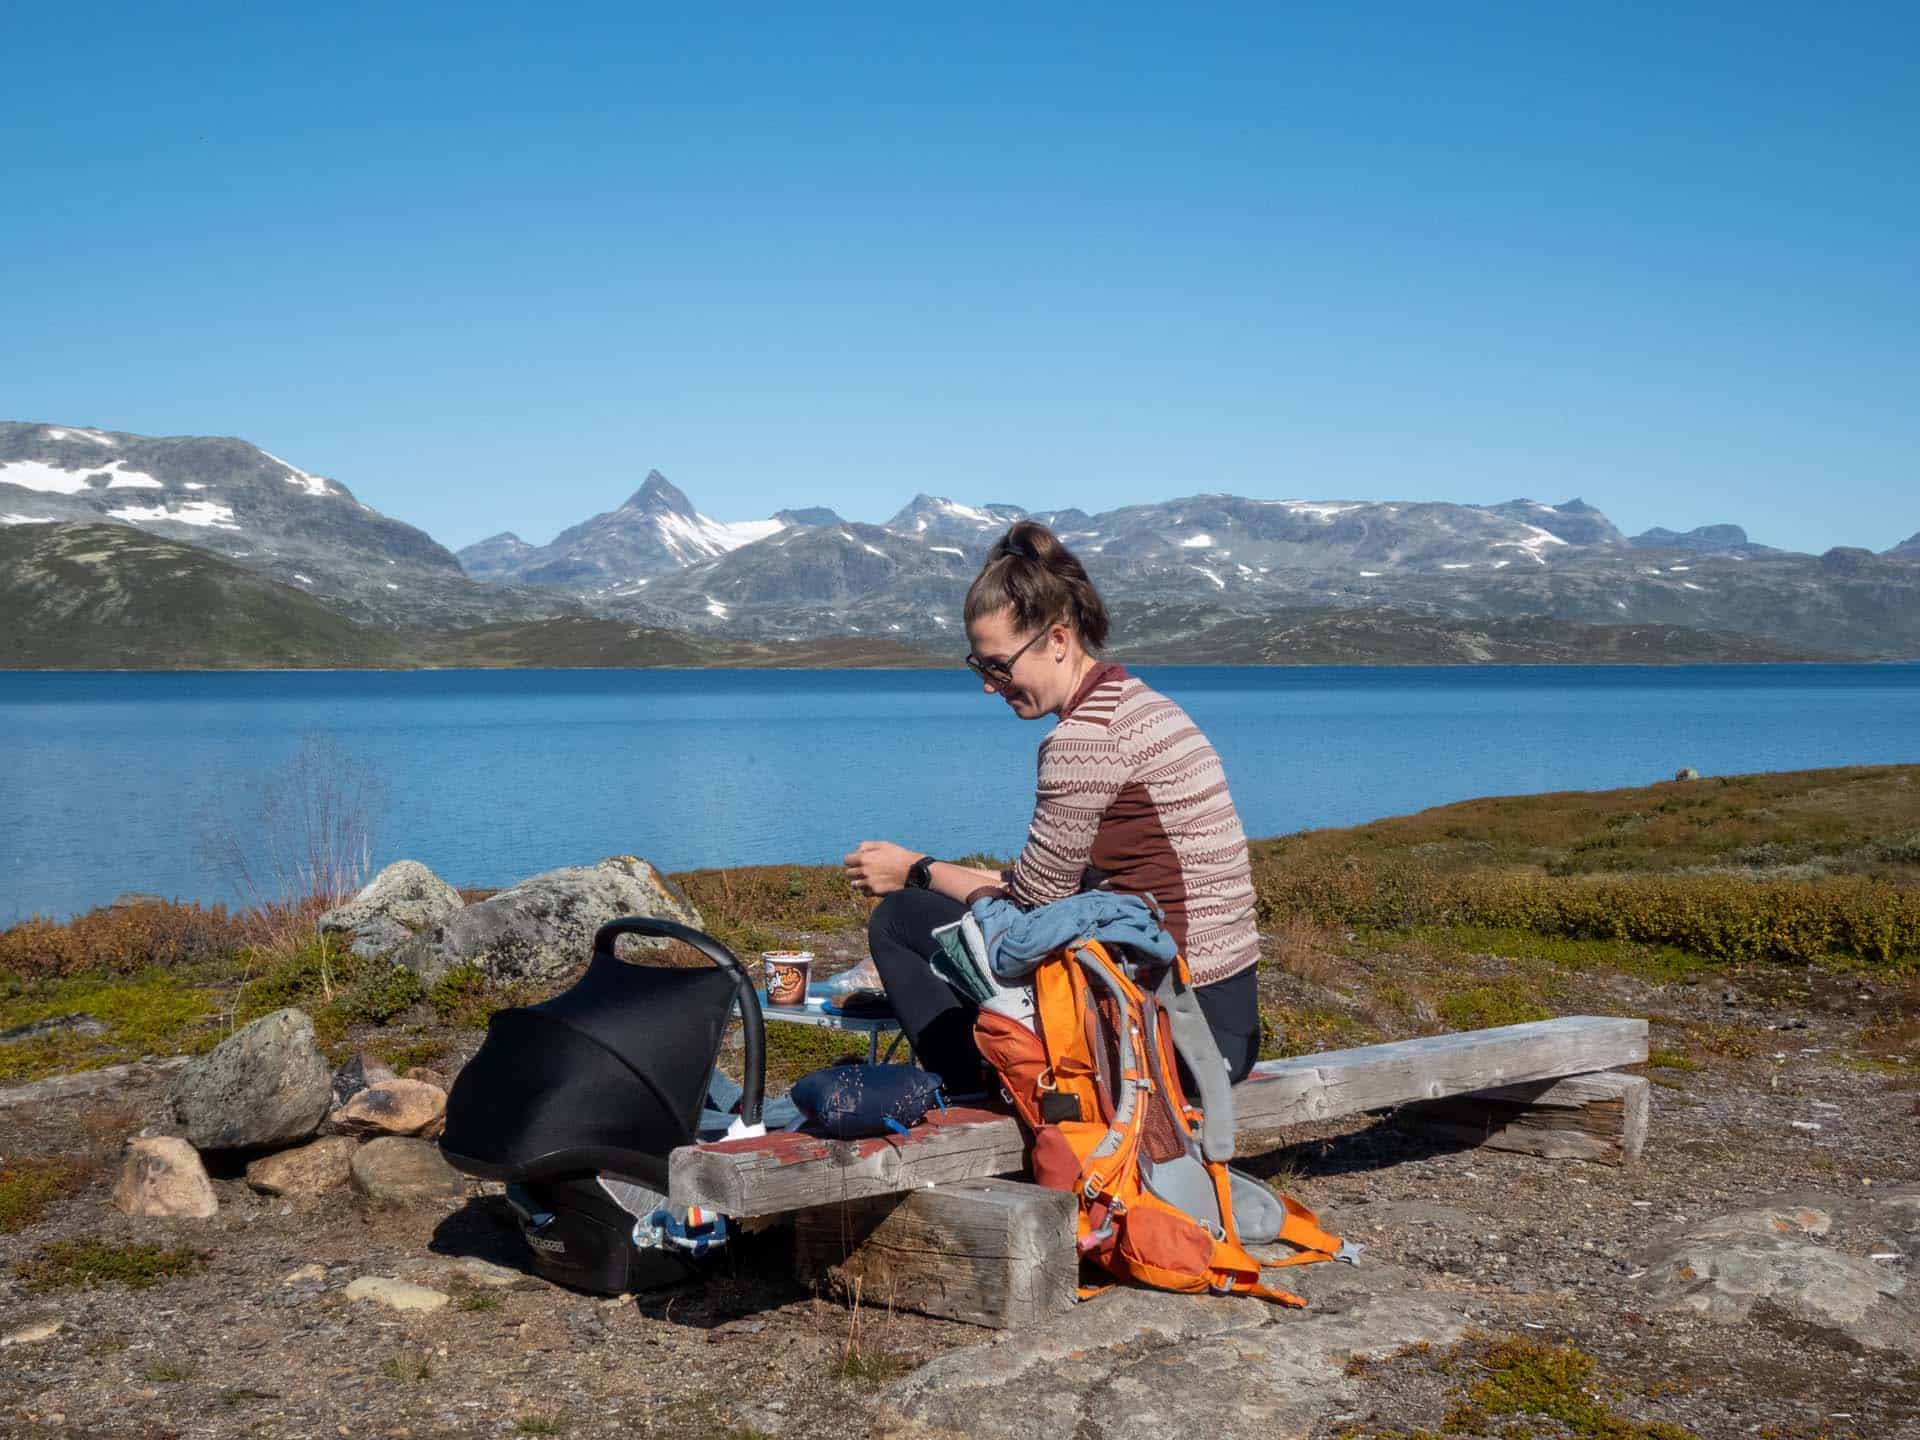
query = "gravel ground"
xmin=2 ymin=934 xmax=1915 ymax=1440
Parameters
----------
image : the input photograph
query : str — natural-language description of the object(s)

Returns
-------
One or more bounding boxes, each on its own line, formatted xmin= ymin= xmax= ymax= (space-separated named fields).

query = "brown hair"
xmin=964 ymin=520 xmax=1110 ymax=650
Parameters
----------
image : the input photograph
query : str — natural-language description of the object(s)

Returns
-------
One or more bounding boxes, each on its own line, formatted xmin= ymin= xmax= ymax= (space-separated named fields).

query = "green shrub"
xmin=0 ymin=1157 xmax=85 ymax=1233
xmin=425 ymin=964 xmax=529 ymax=1031
xmin=339 ymin=964 xmax=424 ymax=1025
xmin=1435 ymin=987 xmax=1553 ymax=1031
xmin=235 ymin=931 xmax=359 ymax=1024
xmin=15 ymin=1237 xmax=202 ymax=1293
xmin=378 ymin=1034 xmax=450 ymax=1071
xmin=1873 ymin=829 xmax=1920 ymax=864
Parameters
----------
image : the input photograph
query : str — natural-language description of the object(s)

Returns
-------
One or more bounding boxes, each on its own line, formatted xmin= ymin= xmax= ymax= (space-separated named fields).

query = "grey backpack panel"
xmin=1153 ymin=965 xmax=1235 ymax=1161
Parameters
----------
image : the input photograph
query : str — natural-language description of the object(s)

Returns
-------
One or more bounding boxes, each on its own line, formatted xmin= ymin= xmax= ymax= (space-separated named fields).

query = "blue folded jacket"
xmin=970 ymin=890 xmax=1178 ymax=981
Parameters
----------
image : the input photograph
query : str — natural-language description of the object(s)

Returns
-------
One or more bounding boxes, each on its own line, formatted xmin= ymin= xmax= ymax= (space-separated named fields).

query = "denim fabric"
xmin=970 ymin=890 xmax=1179 ymax=981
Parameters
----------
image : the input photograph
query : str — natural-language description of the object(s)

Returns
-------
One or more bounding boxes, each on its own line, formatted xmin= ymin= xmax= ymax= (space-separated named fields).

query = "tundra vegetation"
xmin=3 ymin=764 xmax=1917 ymax=1437
xmin=2 ymin=765 xmax=1914 ymax=1088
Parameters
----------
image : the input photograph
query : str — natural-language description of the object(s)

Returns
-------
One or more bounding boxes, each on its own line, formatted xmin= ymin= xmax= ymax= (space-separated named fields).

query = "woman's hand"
xmin=842 ymin=840 xmax=918 ymax=898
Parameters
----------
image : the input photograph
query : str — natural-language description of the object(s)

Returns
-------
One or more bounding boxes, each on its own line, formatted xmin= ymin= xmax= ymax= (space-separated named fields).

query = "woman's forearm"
xmin=928 ymin=861 xmax=1005 ymax=903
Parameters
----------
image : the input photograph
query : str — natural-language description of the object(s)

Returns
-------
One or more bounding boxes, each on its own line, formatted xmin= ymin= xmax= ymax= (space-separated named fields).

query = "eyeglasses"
xmin=965 ymin=626 xmax=1050 ymax=687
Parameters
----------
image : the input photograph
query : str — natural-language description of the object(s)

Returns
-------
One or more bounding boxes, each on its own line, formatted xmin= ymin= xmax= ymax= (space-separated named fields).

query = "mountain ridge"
xmin=7 ymin=421 xmax=1919 ymax=661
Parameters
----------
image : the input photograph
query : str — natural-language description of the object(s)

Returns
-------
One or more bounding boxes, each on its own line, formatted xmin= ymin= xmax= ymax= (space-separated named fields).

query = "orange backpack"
xmin=974 ymin=939 xmax=1351 ymax=1305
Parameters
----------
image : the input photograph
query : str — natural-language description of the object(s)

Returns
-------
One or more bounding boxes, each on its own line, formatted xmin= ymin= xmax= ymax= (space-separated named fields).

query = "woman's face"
xmin=966 ymin=607 xmax=1066 ymax=720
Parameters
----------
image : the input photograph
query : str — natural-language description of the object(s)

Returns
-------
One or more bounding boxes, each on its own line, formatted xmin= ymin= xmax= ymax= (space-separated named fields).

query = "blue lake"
xmin=2 ymin=664 xmax=1916 ymax=925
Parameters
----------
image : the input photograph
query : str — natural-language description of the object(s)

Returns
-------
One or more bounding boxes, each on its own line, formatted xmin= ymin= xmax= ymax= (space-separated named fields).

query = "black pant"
xmin=867 ymin=889 xmax=1261 ymax=1094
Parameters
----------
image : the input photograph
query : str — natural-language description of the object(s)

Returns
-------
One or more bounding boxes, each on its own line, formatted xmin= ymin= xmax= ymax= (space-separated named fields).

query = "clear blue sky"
xmin=5 ymin=2 xmax=1915 ymax=553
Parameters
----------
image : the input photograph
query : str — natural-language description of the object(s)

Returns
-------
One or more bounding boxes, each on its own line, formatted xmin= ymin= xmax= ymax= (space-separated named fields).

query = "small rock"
xmin=343 ymin=1276 xmax=450 ymax=1313
xmin=401 ymin=1066 xmax=451 ymax=1089
xmin=445 ymin=1257 xmax=521 ymax=1288
xmin=329 ymin=1053 xmax=398 ymax=1109
xmin=0 ymin=1320 xmax=64 ymax=1348
xmin=111 ymin=1137 xmax=218 ymax=1220
xmin=170 ymin=1008 xmax=333 ymax=1151
xmin=330 ymin=1079 xmax=447 ymax=1138
xmin=349 ymin=1137 xmax=465 ymax=1208
xmin=246 ymin=1136 xmax=359 ymax=1197
xmin=283 ymin=1263 xmax=328 ymax=1286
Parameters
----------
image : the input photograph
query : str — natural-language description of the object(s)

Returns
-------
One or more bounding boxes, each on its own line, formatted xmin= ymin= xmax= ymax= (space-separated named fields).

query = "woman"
xmin=842 ymin=521 xmax=1263 ymax=1094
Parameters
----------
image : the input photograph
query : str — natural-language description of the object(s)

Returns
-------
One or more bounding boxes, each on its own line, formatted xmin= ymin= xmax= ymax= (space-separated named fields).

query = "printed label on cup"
xmin=763 ymin=951 xmax=814 ymax=1006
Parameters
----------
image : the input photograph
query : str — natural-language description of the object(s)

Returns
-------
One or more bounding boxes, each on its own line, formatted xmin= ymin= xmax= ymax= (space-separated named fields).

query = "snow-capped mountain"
xmin=0 ymin=423 xmax=577 ymax=630
xmin=458 ymin=471 xmax=788 ymax=591
xmin=884 ymin=494 xmax=1029 ymax=548
xmin=9 ymin=421 xmax=1917 ymax=659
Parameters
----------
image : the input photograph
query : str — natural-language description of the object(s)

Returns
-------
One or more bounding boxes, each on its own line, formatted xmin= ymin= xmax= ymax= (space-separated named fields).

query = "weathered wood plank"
xmin=669 ymin=1015 xmax=1648 ymax=1216
xmin=1399 ymin=1070 xmax=1649 ymax=1164
xmin=1234 ymin=1016 xmax=1649 ymax=1132
xmin=669 ymin=1104 xmax=1026 ymax=1216
xmin=794 ymin=1177 xmax=1077 ymax=1329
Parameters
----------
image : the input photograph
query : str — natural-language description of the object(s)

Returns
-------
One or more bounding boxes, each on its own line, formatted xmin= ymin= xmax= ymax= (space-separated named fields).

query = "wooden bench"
xmin=670 ymin=1015 xmax=1649 ymax=1328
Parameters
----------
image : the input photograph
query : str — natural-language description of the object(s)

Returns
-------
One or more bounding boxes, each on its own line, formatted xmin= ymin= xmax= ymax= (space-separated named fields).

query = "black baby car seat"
xmin=439 ymin=916 xmax=766 ymax=1294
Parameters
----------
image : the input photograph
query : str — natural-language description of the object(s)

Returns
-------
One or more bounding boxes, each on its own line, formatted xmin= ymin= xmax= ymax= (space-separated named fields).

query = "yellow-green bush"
xmin=1254 ymin=852 xmax=1920 ymax=968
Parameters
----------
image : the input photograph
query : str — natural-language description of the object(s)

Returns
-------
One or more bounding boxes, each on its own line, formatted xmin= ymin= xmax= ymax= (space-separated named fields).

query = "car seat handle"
xmin=591 ymin=916 xmax=765 ymax=1131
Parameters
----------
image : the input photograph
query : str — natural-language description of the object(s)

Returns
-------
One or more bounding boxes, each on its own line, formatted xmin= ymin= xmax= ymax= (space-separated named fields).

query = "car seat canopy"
xmin=441 ymin=951 xmax=743 ymax=1190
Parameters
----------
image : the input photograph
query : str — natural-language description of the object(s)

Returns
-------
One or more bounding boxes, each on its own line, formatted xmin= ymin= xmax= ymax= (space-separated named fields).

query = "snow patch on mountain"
xmin=654 ymin=510 xmax=784 ymax=564
xmin=1 ymin=513 xmax=57 ymax=525
xmin=106 ymin=500 xmax=242 ymax=530
xmin=102 ymin=463 xmax=164 ymax=489
xmin=44 ymin=427 xmax=117 ymax=446
xmin=261 ymin=450 xmax=334 ymax=498
xmin=1272 ymin=500 xmax=1365 ymax=520
xmin=0 ymin=460 xmax=100 ymax=495
xmin=1179 ymin=534 xmax=1215 ymax=548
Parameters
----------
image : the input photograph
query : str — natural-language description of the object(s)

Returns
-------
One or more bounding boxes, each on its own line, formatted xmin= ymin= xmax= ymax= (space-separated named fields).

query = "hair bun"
xmin=967 ymin=520 xmax=1111 ymax=652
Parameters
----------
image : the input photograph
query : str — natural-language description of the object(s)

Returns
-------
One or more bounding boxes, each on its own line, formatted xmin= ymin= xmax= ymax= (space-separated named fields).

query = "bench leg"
xmin=1398 ymin=1069 xmax=1649 ymax=1165
xmin=793 ymin=1176 xmax=1077 ymax=1329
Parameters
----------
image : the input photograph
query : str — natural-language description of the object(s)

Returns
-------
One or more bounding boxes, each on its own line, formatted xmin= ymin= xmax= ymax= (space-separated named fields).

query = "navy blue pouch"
xmin=788 ymin=1062 xmax=943 ymax=1139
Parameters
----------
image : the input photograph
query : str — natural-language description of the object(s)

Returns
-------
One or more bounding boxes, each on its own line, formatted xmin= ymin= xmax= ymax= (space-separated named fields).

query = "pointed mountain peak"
xmin=623 ymin=470 xmax=694 ymax=516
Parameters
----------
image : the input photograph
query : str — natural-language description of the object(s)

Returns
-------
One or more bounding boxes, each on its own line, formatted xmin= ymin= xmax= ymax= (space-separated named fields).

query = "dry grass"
xmin=0 ymin=899 xmax=249 ymax=980
xmin=1268 ymin=912 xmax=1342 ymax=987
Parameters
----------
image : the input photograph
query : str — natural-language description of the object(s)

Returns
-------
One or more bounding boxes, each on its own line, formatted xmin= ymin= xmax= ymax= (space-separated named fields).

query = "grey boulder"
xmin=1638 ymin=1192 xmax=1918 ymax=1355
xmin=880 ymin=1261 xmax=1464 ymax=1440
xmin=319 ymin=860 xmax=465 ymax=960
xmin=169 ymin=1008 xmax=333 ymax=1151
xmin=397 ymin=855 xmax=702 ymax=985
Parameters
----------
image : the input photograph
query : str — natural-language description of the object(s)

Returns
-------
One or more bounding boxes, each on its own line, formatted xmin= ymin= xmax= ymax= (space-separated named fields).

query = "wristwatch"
xmin=906 ymin=855 xmax=936 ymax=891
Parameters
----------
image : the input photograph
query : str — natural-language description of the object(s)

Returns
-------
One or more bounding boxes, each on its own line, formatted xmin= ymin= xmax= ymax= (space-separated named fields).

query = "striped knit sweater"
xmin=997 ymin=664 xmax=1259 ymax=986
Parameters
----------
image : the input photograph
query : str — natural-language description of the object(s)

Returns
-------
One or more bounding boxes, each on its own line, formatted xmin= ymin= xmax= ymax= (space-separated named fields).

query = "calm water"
xmin=2 ymin=665 xmax=1916 ymax=925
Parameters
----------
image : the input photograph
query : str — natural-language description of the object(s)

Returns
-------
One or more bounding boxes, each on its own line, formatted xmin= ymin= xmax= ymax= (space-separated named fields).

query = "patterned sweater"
xmin=994 ymin=664 xmax=1259 ymax=986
